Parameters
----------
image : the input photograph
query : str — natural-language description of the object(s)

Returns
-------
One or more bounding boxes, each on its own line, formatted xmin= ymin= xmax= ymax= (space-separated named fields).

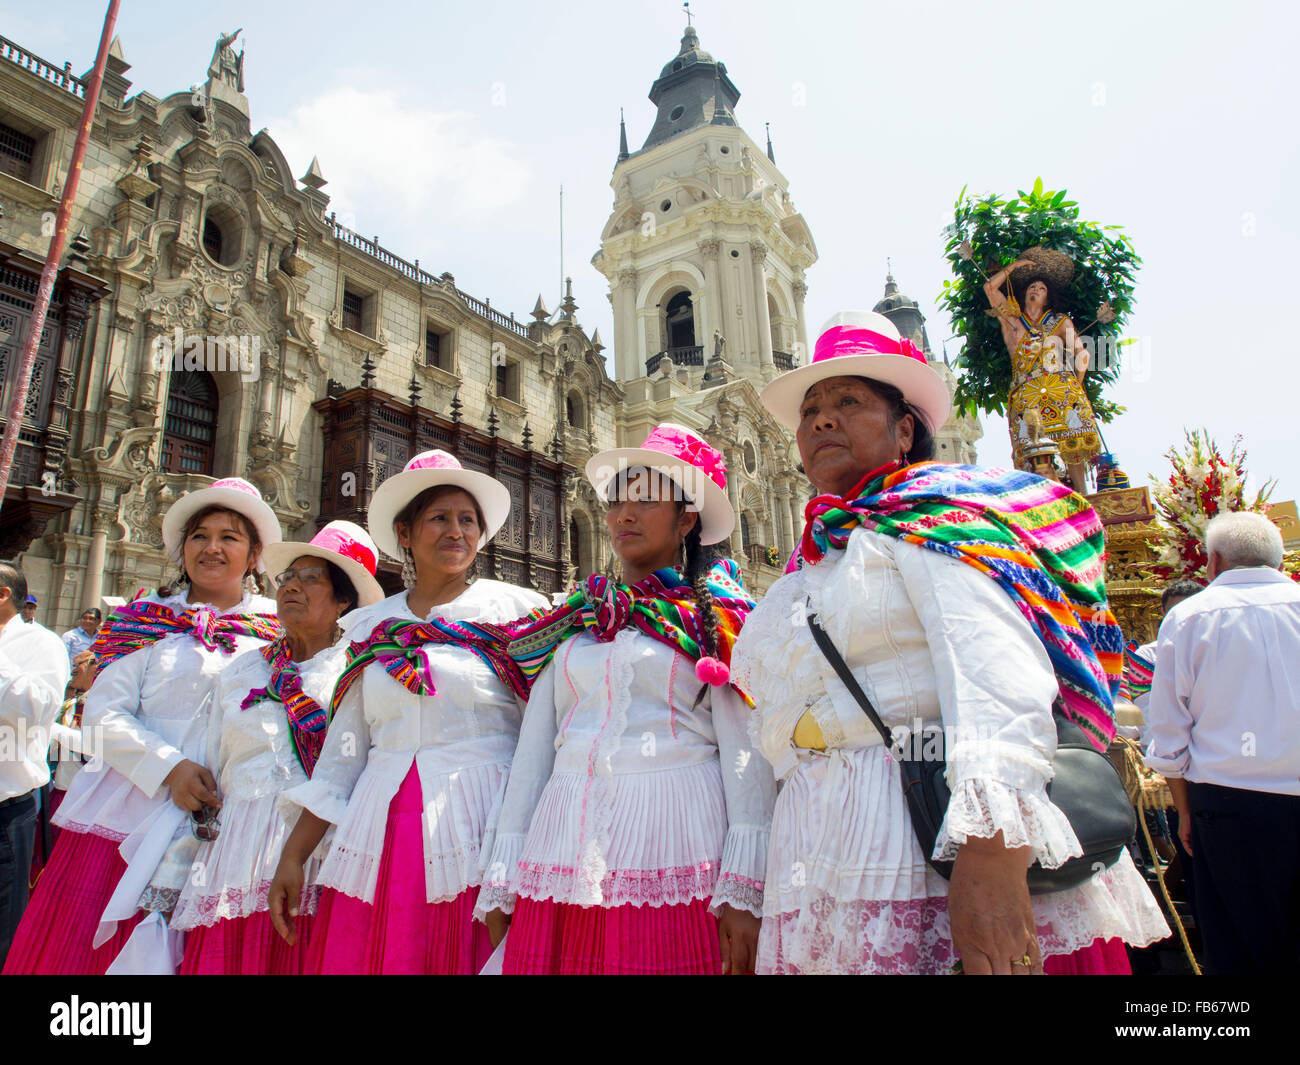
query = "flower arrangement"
xmin=1148 ymin=429 xmax=1297 ymax=582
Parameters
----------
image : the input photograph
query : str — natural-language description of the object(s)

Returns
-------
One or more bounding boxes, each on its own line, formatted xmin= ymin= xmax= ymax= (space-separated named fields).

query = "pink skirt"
xmin=503 ymin=895 xmax=722 ymax=975
xmin=180 ymin=911 xmax=316 ymax=975
xmin=1043 ymin=936 xmax=1131 ymax=975
xmin=305 ymin=764 xmax=492 ymax=975
xmin=3 ymin=828 xmax=144 ymax=975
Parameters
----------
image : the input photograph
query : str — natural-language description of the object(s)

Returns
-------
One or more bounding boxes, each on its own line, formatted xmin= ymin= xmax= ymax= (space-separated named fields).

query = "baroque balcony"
xmin=646 ymin=345 xmax=704 ymax=375
xmin=773 ymin=350 xmax=795 ymax=371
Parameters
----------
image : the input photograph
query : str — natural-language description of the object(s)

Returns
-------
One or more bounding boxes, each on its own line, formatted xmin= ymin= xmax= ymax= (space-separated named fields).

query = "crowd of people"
xmin=0 ymin=309 xmax=1292 ymax=975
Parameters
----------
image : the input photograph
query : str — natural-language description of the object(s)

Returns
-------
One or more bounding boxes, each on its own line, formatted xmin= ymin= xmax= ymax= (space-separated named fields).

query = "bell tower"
xmin=874 ymin=272 xmax=984 ymax=466
xmin=593 ymin=26 xmax=817 ymax=388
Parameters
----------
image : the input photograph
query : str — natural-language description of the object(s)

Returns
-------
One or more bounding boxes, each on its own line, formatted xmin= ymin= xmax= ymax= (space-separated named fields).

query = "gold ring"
xmin=1013 ymin=954 xmax=1032 ymax=967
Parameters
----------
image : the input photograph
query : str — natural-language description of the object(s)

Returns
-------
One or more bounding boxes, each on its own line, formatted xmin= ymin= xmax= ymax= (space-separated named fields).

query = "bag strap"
xmin=805 ymin=606 xmax=895 ymax=749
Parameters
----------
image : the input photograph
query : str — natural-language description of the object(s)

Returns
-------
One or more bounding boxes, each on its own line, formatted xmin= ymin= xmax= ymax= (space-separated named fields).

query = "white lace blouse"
xmin=53 ymin=589 xmax=279 ymax=843
xmin=277 ymin=580 xmax=548 ymax=906
xmin=731 ymin=528 xmax=1169 ymax=973
xmin=170 ymin=640 xmax=349 ymax=930
xmin=475 ymin=627 xmax=777 ymax=919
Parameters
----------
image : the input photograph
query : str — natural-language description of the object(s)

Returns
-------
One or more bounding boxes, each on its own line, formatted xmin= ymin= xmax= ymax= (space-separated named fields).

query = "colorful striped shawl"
xmin=1119 ymin=640 xmax=1156 ymax=703
xmin=90 ymin=599 xmax=281 ymax=670
xmin=794 ymin=461 xmax=1121 ymax=751
xmin=239 ymin=637 xmax=330 ymax=778
xmin=329 ymin=616 xmax=529 ymax=714
xmin=506 ymin=560 xmax=756 ymax=704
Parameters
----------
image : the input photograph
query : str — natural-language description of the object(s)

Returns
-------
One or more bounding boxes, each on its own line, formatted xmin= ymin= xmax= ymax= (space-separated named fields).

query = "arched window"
xmin=161 ymin=369 xmax=218 ymax=475
xmin=569 ymin=513 xmax=595 ymax=578
xmin=664 ymin=290 xmax=695 ymax=350
xmin=768 ymin=293 xmax=780 ymax=350
xmin=202 ymin=217 xmax=223 ymax=262
xmin=566 ymin=390 xmax=585 ymax=430
xmin=740 ymin=511 xmax=752 ymax=547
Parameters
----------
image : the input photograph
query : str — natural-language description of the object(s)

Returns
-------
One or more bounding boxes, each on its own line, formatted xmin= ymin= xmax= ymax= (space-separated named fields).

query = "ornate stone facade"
xmin=1 ymin=26 xmax=978 ymax=623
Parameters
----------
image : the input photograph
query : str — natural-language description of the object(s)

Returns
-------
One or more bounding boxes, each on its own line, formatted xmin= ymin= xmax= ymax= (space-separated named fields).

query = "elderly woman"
xmin=4 ymin=479 xmax=281 ymax=975
xmin=270 ymin=451 xmax=547 ymax=974
xmin=169 ymin=522 xmax=384 ymax=974
xmin=731 ymin=311 xmax=1168 ymax=975
xmin=477 ymin=424 xmax=775 ymax=974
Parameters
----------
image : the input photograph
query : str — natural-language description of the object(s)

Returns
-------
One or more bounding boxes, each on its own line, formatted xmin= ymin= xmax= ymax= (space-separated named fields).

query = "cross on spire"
xmin=683 ymin=1 xmax=693 ymax=27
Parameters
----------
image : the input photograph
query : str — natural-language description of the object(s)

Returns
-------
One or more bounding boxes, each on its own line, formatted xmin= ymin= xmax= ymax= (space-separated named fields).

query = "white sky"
xmin=10 ymin=0 xmax=1299 ymax=504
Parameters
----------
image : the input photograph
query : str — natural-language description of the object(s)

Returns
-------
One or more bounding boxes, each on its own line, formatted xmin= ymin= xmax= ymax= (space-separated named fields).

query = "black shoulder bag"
xmin=805 ymin=612 xmax=1135 ymax=895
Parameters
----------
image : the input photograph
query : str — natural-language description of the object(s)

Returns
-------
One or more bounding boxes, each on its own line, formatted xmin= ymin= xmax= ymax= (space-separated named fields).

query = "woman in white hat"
xmin=476 ymin=424 xmax=776 ymax=975
xmin=170 ymin=521 xmax=384 ymax=974
xmin=730 ymin=311 xmax=1167 ymax=974
xmin=270 ymin=451 xmax=547 ymax=974
xmin=5 ymin=478 xmax=281 ymax=975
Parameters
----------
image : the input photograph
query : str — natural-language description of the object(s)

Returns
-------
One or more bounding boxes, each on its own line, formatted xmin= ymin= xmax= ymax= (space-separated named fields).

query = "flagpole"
xmin=0 ymin=0 xmax=121 ymax=512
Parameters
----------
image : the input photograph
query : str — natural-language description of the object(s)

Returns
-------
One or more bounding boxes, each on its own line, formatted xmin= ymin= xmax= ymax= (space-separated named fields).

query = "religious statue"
xmin=712 ymin=330 xmax=726 ymax=360
xmin=983 ymin=247 xmax=1101 ymax=493
xmin=207 ymin=29 xmax=245 ymax=92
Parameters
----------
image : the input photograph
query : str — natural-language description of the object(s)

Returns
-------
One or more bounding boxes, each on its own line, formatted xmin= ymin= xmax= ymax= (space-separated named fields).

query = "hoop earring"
xmin=243 ymin=572 xmax=259 ymax=597
xmin=401 ymin=548 xmax=417 ymax=590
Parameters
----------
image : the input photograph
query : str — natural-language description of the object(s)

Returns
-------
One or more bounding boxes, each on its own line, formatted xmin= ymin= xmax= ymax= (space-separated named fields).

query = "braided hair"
xmin=680 ymin=512 xmax=720 ymax=664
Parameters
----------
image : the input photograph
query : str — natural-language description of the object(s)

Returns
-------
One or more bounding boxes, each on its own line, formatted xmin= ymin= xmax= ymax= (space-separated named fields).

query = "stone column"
xmin=751 ymin=242 xmax=774 ymax=370
xmin=716 ymin=241 xmax=734 ymax=358
xmin=83 ymin=509 xmax=111 ymax=610
xmin=255 ymin=342 xmax=276 ymax=439
xmin=776 ymin=482 xmax=796 ymax=557
xmin=130 ymin=318 xmax=160 ymax=426
xmin=793 ymin=278 xmax=809 ymax=363
xmin=788 ymin=481 xmax=805 ymax=548
xmin=726 ymin=453 xmax=744 ymax=556
xmin=697 ymin=240 xmax=721 ymax=347
xmin=615 ymin=268 xmax=638 ymax=382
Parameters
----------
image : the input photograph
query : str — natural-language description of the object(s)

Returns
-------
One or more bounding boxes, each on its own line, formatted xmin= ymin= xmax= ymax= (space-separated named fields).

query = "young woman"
xmin=478 ymin=424 xmax=776 ymax=975
xmin=4 ymin=478 xmax=281 ymax=975
xmin=270 ymin=450 xmax=547 ymax=974
xmin=170 ymin=521 xmax=384 ymax=974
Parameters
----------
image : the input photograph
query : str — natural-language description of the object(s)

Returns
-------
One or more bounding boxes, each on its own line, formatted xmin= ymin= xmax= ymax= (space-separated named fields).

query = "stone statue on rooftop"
xmin=208 ymin=29 xmax=244 ymax=92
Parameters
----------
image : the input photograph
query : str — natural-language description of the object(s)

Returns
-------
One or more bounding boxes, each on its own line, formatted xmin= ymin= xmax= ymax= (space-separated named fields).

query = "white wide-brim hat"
xmin=760 ymin=310 xmax=952 ymax=433
xmin=366 ymin=450 xmax=511 ymax=560
xmin=586 ymin=423 xmax=735 ymax=546
xmin=261 ymin=520 xmax=386 ymax=608
xmin=160 ymin=477 xmax=283 ymax=572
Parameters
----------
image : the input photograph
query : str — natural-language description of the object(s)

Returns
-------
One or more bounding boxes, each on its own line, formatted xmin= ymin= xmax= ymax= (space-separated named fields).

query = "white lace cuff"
xmin=473 ymin=831 xmax=525 ymax=922
xmin=277 ymin=778 xmax=349 ymax=831
xmin=932 ymin=777 xmax=1082 ymax=869
xmin=945 ymin=739 xmax=1054 ymax=792
xmin=709 ymin=825 xmax=768 ymax=917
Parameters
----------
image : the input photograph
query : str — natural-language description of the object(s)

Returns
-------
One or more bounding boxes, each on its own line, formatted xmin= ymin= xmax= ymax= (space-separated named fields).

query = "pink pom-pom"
xmin=695 ymin=656 xmax=730 ymax=686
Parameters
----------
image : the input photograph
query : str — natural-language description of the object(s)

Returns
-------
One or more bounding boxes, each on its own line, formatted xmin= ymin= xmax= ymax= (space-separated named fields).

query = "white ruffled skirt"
xmin=169 ymin=793 xmax=328 ymax=930
xmin=759 ymin=745 xmax=1170 ymax=975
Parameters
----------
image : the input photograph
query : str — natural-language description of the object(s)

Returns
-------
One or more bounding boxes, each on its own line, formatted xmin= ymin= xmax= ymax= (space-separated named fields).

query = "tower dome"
xmin=639 ymin=26 xmax=741 ymax=154
xmin=873 ymin=271 xmax=931 ymax=355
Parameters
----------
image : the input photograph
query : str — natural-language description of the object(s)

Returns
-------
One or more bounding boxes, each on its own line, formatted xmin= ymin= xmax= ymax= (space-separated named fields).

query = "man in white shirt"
xmin=0 ymin=562 xmax=71 ymax=966
xmin=1145 ymin=511 xmax=1300 ymax=974
xmin=60 ymin=607 xmax=101 ymax=665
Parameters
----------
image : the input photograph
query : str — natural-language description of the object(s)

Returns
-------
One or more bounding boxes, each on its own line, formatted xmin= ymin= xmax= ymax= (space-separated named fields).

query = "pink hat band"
xmin=405 ymin=450 xmax=464 ymax=473
xmin=309 ymin=526 xmax=378 ymax=575
xmin=813 ymin=325 xmax=926 ymax=366
xmin=639 ymin=426 xmax=727 ymax=491
xmin=208 ymin=476 xmax=265 ymax=499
